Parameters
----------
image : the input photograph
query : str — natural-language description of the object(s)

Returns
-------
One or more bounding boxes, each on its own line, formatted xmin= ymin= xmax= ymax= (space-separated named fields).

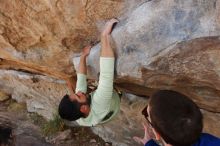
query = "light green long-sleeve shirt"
xmin=76 ymin=57 xmax=120 ymax=126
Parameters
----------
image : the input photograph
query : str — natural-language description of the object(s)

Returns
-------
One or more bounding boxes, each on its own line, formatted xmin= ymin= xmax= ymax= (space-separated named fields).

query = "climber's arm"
xmin=93 ymin=19 xmax=118 ymax=112
xmin=75 ymin=46 xmax=91 ymax=93
xmin=78 ymin=45 xmax=91 ymax=75
xmin=65 ymin=46 xmax=91 ymax=95
xmin=100 ymin=18 xmax=118 ymax=58
xmin=66 ymin=76 xmax=76 ymax=96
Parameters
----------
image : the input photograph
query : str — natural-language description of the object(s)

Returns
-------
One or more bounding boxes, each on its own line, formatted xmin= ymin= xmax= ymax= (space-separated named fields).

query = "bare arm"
xmin=92 ymin=19 xmax=119 ymax=115
xmin=66 ymin=76 xmax=76 ymax=96
xmin=66 ymin=46 xmax=91 ymax=95
xmin=100 ymin=19 xmax=119 ymax=57
xmin=78 ymin=45 xmax=91 ymax=74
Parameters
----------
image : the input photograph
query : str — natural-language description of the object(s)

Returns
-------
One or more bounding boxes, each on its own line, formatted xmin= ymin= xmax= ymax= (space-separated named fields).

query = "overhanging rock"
xmin=0 ymin=0 xmax=220 ymax=146
xmin=74 ymin=0 xmax=220 ymax=112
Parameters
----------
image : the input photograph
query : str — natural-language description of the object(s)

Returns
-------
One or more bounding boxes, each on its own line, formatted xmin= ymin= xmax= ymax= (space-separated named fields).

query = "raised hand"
xmin=82 ymin=45 xmax=92 ymax=57
xmin=101 ymin=18 xmax=119 ymax=37
xmin=133 ymin=122 xmax=155 ymax=145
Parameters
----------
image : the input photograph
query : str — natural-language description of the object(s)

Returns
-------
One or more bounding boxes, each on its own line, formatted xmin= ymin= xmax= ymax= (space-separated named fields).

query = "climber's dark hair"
xmin=58 ymin=94 xmax=84 ymax=121
xmin=143 ymin=90 xmax=203 ymax=146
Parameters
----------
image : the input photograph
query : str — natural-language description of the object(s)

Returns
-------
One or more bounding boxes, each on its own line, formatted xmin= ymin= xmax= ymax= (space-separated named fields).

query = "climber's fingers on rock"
xmin=82 ymin=45 xmax=92 ymax=56
xmin=108 ymin=18 xmax=119 ymax=25
xmin=102 ymin=18 xmax=119 ymax=36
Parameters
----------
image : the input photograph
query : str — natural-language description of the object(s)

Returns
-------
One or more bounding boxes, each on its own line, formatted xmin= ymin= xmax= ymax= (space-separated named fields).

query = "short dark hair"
xmin=148 ymin=90 xmax=203 ymax=146
xmin=58 ymin=94 xmax=84 ymax=121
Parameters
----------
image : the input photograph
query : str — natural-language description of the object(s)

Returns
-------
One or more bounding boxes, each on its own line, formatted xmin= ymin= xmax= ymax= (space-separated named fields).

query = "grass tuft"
xmin=42 ymin=113 xmax=66 ymax=136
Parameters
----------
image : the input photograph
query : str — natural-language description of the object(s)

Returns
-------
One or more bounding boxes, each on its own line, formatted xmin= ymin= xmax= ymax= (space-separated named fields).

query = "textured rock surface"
xmin=0 ymin=0 xmax=220 ymax=146
xmin=0 ymin=0 xmax=146 ymax=79
xmin=0 ymin=102 xmax=52 ymax=146
xmin=0 ymin=99 xmax=107 ymax=146
xmin=0 ymin=91 xmax=10 ymax=101
xmin=0 ymin=69 xmax=66 ymax=119
xmin=74 ymin=0 xmax=220 ymax=112
xmin=1 ymin=72 xmax=220 ymax=146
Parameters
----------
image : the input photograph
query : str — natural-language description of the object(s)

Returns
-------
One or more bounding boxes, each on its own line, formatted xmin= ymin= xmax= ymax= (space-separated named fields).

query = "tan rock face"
xmin=0 ymin=0 xmax=144 ymax=77
xmin=142 ymin=37 xmax=220 ymax=112
xmin=1 ymin=0 xmax=220 ymax=145
xmin=0 ymin=91 xmax=9 ymax=102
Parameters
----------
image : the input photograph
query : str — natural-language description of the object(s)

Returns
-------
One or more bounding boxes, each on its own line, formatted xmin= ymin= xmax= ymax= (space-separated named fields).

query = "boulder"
xmin=74 ymin=0 xmax=220 ymax=112
xmin=0 ymin=0 xmax=146 ymax=78
xmin=0 ymin=0 xmax=220 ymax=145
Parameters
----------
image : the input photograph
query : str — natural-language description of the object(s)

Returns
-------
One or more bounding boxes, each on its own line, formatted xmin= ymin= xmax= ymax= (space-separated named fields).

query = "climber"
xmin=134 ymin=90 xmax=220 ymax=146
xmin=58 ymin=18 xmax=121 ymax=126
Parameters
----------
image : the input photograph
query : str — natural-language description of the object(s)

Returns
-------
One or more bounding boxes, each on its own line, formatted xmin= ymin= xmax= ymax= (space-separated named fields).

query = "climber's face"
xmin=69 ymin=91 xmax=87 ymax=103
xmin=69 ymin=91 xmax=91 ymax=116
xmin=75 ymin=91 xmax=87 ymax=103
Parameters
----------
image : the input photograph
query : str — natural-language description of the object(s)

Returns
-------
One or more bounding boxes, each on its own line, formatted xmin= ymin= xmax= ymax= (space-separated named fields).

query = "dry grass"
xmin=42 ymin=113 xmax=66 ymax=136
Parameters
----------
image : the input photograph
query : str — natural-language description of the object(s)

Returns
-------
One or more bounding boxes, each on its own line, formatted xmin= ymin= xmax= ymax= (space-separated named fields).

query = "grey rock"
xmin=73 ymin=0 xmax=220 ymax=112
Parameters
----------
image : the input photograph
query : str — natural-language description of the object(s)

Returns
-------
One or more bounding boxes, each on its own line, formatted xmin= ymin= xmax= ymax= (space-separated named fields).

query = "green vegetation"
xmin=29 ymin=112 xmax=46 ymax=127
xmin=29 ymin=112 xmax=66 ymax=136
xmin=42 ymin=113 xmax=66 ymax=136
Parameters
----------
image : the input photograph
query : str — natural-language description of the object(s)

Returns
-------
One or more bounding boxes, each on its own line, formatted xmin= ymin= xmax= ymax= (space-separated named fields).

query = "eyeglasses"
xmin=142 ymin=105 xmax=154 ymax=127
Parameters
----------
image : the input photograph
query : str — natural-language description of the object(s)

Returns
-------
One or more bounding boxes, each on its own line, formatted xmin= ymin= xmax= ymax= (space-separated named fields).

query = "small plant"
xmin=42 ymin=113 xmax=66 ymax=136
xmin=29 ymin=112 xmax=46 ymax=127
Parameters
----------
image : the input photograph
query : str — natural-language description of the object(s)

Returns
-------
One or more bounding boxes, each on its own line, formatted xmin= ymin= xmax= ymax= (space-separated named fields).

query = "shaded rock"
xmin=0 ymin=69 xmax=220 ymax=146
xmin=0 ymin=100 xmax=107 ymax=146
xmin=0 ymin=0 xmax=220 ymax=146
xmin=0 ymin=110 xmax=52 ymax=146
xmin=48 ymin=129 xmax=72 ymax=144
xmin=0 ymin=69 xmax=67 ymax=119
xmin=0 ymin=91 xmax=10 ymax=102
xmin=50 ymin=127 xmax=106 ymax=146
xmin=90 ymin=139 xmax=97 ymax=143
